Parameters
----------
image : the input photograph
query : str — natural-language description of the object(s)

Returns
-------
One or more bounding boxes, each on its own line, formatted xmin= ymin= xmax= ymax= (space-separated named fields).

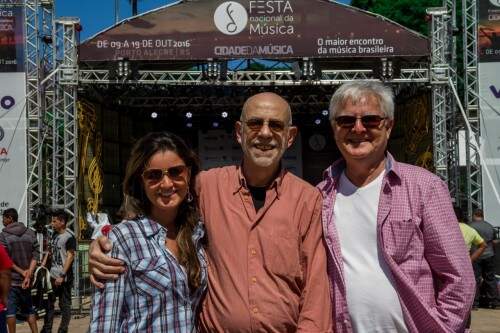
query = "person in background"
xmin=0 ymin=245 xmax=12 ymax=333
xmin=456 ymin=208 xmax=487 ymax=263
xmin=40 ymin=210 xmax=76 ymax=333
xmin=0 ymin=208 xmax=39 ymax=333
xmin=455 ymin=206 xmax=486 ymax=328
xmin=469 ymin=209 xmax=499 ymax=309
xmin=319 ymin=81 xmax=475 ymax=332
xmin=89 ymin=132 xmax=207 ymax=332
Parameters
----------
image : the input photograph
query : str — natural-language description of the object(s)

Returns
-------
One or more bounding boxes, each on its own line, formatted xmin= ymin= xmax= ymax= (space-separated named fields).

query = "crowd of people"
xmin=86 ymin=81 xmax=499 ymax=332
xmin=0 ymin=208 xmax=76 ymax=333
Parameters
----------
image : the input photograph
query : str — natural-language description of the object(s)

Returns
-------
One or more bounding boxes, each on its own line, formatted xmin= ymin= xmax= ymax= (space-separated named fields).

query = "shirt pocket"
xmin=261 ymin=231 xmax=301 ymax=278
xmin=382 ymin=217 xmax=423 ymax=265
xmin=130 ymin=256 xmax=174 ymax=298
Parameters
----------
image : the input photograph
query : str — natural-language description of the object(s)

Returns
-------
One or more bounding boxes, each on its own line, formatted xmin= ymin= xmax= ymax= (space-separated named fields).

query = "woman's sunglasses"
xmin=334 ymin=115 xmax=387 ymax=129
xmin=142 ymin=165 xmax=188 ymax=183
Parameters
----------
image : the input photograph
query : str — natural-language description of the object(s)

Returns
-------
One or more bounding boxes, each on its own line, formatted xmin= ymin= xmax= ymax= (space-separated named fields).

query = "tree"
xmin=350 ymin=0 xmax=441 ymax=36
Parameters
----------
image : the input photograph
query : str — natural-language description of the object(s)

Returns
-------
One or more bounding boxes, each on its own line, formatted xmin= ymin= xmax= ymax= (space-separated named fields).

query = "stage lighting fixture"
xmin=185 ymin=112 xmax=193 ymax=119
xmin=321 ymin=110 xmax=329 ymax=117
xmin=117 ymin=58 xmax=130 ymax=78
xmin=203 ymin=59 xmax=227 ymax=81
xmin=151 ymin=112 xmax=158 ymax=119
xmin=206 ymin=59 xmax=219 ymax=80
xmin=293 ymin=58 xmax=321 ymax=80
xmin=375 ymin=58 xmax=400 ymax=81
xmin=221 ymin=111 xmax=228 ymax=118
xmin=212 ymin=121 xmax=219 ymax=128
xmin=314 ymin=118 xmax=322 ymax=125
xmin=186 ymin=122 xmax=193 ymax=128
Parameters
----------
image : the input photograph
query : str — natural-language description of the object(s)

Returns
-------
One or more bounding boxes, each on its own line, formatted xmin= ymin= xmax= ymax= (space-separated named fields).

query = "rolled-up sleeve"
xmin=297 ymin=190 xmax=333 ymax=333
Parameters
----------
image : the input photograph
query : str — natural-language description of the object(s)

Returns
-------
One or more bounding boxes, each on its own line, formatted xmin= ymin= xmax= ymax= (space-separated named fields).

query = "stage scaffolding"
xmin=24 ymin=0 xmax=81 ymax=306
xmin=24 ymin=0 xmax=482 ymax=305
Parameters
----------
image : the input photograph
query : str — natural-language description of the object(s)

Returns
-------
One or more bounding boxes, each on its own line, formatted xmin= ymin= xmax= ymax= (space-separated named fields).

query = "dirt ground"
xmin=14 ymin=307 xmax=500 ymax=333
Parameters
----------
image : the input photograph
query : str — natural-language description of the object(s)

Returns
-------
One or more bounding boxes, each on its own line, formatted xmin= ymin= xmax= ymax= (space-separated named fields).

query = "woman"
xmin=90 ymin=132 xmax=207 ymax=332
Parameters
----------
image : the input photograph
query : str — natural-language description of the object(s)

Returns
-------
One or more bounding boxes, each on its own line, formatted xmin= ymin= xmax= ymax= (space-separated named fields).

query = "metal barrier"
xmin=73 ymin=241 xmax=92 ymax=316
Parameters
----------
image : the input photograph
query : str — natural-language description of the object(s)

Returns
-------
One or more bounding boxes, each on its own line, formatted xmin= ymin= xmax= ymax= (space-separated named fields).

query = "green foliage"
xmin=350 ymin=0 xmax=442 ymax=36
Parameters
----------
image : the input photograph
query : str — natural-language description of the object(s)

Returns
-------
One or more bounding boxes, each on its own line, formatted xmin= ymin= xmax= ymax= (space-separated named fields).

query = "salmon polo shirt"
xmin=196 ymin=166 xmax=332 ymax=333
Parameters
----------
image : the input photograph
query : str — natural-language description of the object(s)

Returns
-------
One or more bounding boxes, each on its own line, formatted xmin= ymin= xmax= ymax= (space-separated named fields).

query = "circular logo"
xmin=0 ymin=126 xmax=4 ymax=142
xmin=214 ymin=1 xmax=248 ymax=35
xmin=490 ymin=0 xmax=500 ymax=7
xmin=0 ymin=96 xmax=15 ymax=110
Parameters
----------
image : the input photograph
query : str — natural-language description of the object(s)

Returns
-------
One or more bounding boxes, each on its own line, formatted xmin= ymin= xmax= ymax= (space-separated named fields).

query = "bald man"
xmin=89 ymin=93 xmax=332 ymax=332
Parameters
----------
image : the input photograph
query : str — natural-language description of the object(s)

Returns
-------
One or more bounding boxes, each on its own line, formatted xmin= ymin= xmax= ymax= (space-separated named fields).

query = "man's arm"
xmin=0 ymin=269 xmax=10 ymax=306
xmin=88 ymin=237 xmax=125 ymax=289
xmin=470 ymin=241 xmax=487 ymax=262
xmin=422 ymin=180 xmax=475 ymax=332
xmin=54 ymin=236 xmax=76 ymax=286
xmin=11 ymin=263 xmax=25 ymax=276
xmin=21 ymin=259 xmax=37 ymax=289
xmin=41 ymin=251 xmax=49 ymax=267
xmin=54 ymin=249 xmax=74 ymax=287
xmin=63 ymin=250 xmax=75 ymax=275
xmin=297 ymin=191 xmax=332 ymax=332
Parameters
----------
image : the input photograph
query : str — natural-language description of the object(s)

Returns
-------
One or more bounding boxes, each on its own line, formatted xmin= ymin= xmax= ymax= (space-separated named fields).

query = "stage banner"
xmin=0 ymin=2 xmax=24 ymax=72
xmin=0 ymin=72 xmax=27 ymax=226
xmin=80 ymin=0 xmax=429 ymax=61
xmin=479 ymin=0 xmax=500 ymax=62
xmin=478 ymin=1 xmax=500 ymax=226
xmin=198 ymin=129 xmax=302 ymax=177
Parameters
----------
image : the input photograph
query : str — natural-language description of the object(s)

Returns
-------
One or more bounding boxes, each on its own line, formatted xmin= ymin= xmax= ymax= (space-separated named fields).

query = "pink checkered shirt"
xmin=317 ymin=154 xmax=475 ymax=333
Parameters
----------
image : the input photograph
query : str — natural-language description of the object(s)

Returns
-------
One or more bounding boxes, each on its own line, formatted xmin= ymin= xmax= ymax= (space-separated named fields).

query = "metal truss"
xmin=25 ymin=0 xmax=47 ymax=220
xmin=51 ymin=16 xmax=80 ymax=300
xmin=444 ymin=0 xmax=460 ymax=204
xmin=41 ymin=3 xmax=57 ymax=212
xmin=79 ymin=67 xmax=429 ymax=86
xmin=117 ymin=91 xmax=333 ymax=109
xmin=427 ymin=7 xmax=450 ymax=183
xmin=462 ymin=0 xmax=482 ymax=216
xmin=52 ymin=17 xmax=79 ymax=231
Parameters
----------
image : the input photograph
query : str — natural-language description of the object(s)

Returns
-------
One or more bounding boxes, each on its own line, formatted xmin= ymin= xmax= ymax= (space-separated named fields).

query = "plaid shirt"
xmin=317 ymin=154 xmax=475 ymax=333
xmin=90 ymin=217 xmax=207 ymax=333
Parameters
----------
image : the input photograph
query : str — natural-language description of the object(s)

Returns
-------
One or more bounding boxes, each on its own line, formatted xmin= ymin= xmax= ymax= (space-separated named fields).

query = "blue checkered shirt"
xmin=90 ymin=217 xmax=207 ymax=333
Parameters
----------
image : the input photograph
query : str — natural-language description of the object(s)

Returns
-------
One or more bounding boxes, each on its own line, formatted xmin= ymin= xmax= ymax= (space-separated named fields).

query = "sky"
xmin=57 ymin=0 xmax=352 ymax=40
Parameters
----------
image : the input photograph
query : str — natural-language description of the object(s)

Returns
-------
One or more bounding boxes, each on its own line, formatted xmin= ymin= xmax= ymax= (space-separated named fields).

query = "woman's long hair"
xmin=119 ymin=131 xmax=202 ymax=291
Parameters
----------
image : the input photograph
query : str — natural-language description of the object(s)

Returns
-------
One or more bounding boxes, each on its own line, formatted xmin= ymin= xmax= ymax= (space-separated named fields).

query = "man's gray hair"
xmin=329 ymin=81 xmax=395 ymax=123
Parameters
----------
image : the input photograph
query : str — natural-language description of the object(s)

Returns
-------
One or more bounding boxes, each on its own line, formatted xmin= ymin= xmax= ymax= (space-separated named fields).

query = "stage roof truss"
xmin=79 ymin=67 xmax=430 ymax=86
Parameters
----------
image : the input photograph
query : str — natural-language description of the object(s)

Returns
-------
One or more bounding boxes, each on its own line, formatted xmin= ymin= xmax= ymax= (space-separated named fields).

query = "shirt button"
xmin=253 ymin=307 xmax=258 ymax=313
xmin=251 ymin=277 xmax=257 ymax=283
xmin=250 ymin=249 xmax=257 ymax=256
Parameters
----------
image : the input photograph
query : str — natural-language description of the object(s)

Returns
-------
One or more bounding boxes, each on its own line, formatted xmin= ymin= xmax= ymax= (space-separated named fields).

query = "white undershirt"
xmin=334 ymin=170 xmax=408 ymax=333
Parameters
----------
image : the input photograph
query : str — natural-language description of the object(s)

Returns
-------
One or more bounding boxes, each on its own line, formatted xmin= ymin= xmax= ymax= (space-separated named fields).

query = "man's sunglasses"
xmin=142 ymin=165 xmax=188 ymax=183
xmin=334 ymin=115 xmax=387 ymax=129
xmin=244 ymin=118 xmax=288 ymax=133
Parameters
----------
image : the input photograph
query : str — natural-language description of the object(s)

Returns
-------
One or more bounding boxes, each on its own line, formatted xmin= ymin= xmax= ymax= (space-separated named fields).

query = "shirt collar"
xmin=137 ymin=216 xmax=162 ymax=238
xmin=234 ymin=164 xmax=287 ymax=198
xmin=137 ymin=215 xmax=206 ymax=242
xmin=323 ymin=152 xmax=402 ymax=183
